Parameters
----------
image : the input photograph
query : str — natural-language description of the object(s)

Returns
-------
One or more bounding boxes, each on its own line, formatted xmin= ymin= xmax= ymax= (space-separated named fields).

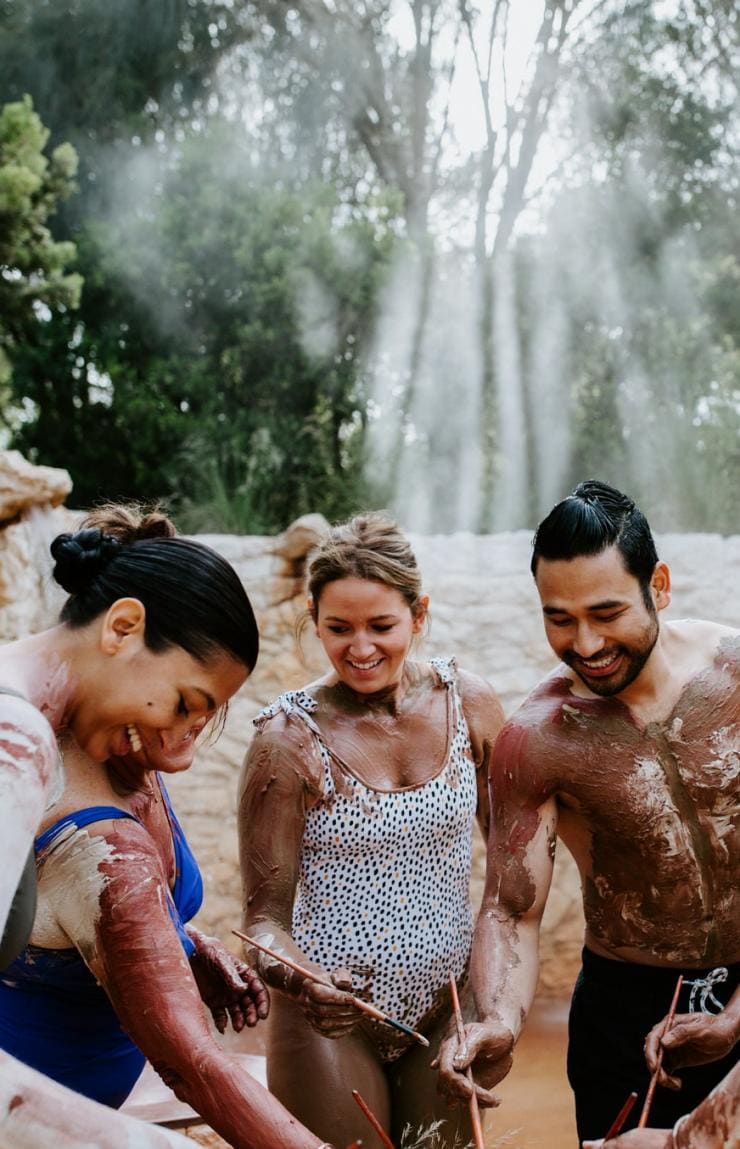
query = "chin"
xmin=147 ymin=753 xmax=195 ymax=774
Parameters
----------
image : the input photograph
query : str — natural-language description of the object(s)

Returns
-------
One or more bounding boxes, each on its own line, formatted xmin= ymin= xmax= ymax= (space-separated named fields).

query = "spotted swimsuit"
xmin=255 ymin=657 xmax=479 ymax=1060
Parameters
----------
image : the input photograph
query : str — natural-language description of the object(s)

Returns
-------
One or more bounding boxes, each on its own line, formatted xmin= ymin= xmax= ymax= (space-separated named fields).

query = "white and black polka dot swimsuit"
xmin=255 ymin=657 xmax=478 ymax=1061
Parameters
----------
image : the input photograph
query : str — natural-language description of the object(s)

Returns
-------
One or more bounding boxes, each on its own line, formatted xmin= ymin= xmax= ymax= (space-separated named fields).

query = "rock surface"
xmin=0 ymin=452 xmax=74 ymax=641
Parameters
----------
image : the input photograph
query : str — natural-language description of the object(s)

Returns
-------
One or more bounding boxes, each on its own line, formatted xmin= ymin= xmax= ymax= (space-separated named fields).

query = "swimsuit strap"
xmin=35 ymin=807 xmax=139 ymax=853
xmin=429 ymin=655 xmax=458 ymax=687
xmin=254 ymin=689 xmax=324 ymax=740
xmin=156 ymin=776 xmax=203 ymax=921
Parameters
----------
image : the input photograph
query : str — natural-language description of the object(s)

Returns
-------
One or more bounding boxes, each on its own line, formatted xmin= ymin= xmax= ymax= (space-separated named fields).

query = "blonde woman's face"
xmin=314 ymin=577 xmax=426 ymax=694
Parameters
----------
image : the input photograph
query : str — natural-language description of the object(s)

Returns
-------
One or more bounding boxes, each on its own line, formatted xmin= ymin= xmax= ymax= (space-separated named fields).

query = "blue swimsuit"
xmin=0 ymin=781 xmax=203 ymax=1108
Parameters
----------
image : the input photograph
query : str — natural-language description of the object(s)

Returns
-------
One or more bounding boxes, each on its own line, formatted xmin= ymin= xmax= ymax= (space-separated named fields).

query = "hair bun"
xmin=77 ymin=502 xmax=176 ymax=544
xmin=50 ymin=529 xmax=122 ymax=595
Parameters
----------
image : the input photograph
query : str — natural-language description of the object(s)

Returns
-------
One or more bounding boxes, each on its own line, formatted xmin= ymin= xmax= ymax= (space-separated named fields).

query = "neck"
xmin=106 ymin=756 xmax=158 ymax=798
xmin=333 ymin=663 xmax=418 ymax=717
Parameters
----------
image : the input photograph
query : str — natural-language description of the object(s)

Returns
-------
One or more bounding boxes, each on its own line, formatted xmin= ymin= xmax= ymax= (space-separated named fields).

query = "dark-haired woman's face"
xmin=75 ymin=645 xmax=247 ymax=772
xmin=314 ymin=577 xmax=426 ymax=695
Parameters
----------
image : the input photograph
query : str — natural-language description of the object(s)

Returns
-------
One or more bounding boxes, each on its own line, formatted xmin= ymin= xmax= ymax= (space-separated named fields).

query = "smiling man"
xmin=437 ymin=480 xmax=740 ymax=1144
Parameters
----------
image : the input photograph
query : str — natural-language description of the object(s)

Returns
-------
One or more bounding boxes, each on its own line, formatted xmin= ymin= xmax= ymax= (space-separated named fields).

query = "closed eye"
xmin=177 ymin=694 xmax=190 ymax=717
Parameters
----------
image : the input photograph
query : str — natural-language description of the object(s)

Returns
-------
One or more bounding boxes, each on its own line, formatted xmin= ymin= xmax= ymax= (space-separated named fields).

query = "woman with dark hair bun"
xmin=0 ymin=504 xmax=327 ymax=1149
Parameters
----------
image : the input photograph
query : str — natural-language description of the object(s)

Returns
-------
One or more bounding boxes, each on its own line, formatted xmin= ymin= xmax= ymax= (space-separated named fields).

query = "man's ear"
xmin=99 ymin=598 xmax=147 ymax=655
xmin=651 ymin=562 xmax=671 ymax=612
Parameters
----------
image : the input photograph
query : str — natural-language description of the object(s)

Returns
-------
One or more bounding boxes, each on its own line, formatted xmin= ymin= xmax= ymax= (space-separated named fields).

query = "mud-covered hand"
xmin=433 ymin=1019 xmax=513 ymax=1108
xmin=644 ymin=1010 xmax=738 ymax=1089
xmin=298 ymin=967 xmax=364 ymax=1039
xmin=583 ymin=1130 xmax=672 ymax=1149
xmin=186 ymin=925 xmax=269 ymax=1033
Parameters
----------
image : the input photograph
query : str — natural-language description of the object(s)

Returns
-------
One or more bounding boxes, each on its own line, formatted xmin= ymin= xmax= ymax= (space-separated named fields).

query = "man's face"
xmin=534 ymin=546 xmax=667 ymax=698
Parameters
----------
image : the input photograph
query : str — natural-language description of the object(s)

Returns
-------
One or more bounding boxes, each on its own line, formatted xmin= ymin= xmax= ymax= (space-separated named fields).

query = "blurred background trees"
xmin=0 ymin=0 xmax=737 ymax=533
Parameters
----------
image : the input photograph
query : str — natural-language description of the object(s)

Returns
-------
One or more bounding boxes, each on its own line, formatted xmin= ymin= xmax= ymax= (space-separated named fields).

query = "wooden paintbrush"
xmin=352 ymin=1090 xmax=396 ymax=1149
xmin=603 ymin=1091 xmax=638 ymax=1140
xmin=638 ymin=975 xmax=683 ymax=1129
xmin=448 ymin=973 xmax=485 ymax=1149
xmin=233 ymin=929 xmax=430 ymax=1048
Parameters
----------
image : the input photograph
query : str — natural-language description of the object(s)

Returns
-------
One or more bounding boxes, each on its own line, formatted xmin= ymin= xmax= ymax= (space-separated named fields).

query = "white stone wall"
xmin=166 ymin=528 xmax=740 ymax=995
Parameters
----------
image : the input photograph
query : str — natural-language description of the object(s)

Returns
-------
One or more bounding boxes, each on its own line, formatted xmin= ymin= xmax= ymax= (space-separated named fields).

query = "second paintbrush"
xmin=233 ymin=928 xmax=430 ymax=1048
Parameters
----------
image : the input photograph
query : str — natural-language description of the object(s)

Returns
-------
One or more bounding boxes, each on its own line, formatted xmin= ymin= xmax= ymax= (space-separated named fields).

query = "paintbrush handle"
xmin=603 ymin=1091 xmax=638 ymax=1140
xmin=638 ymin=975 xmax=683 ymax=1129
xmin=448 ymin=974 xmax=486 ymax=1149
xmin=352 ymin=1090 xmax=396 ymax=1149
xmin=233 ymin=929 xmax=429 ymax=1047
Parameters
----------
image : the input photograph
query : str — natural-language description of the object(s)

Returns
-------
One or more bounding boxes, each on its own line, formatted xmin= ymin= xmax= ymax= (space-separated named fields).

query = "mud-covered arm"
xmin=458 ymin=669 xmax=506 ymax=840
xmin=0 ymin=1049 xmax=194 ymax=1148
xmin=237 ymin=719 xmax=362 ymax=1037
xmin=0 ymin=703 xmax=189 ymax=1147
xmin=0 ymin=696 xmax=59 ymax=938
xmin=437 ymin=718 xmax=557 ymax=1103
xmin=52 ymin=819 xmax=324 ymax=1149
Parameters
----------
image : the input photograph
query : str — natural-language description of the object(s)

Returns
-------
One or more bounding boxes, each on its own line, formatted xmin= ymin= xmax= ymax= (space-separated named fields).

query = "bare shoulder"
xmin=665 ymin=619 xmax=740 ymax=676
xmin=456 ymin=667 xmax=505 ymax=725
xmin=490 ymin=669 xmax=575 ymax=784
xmin=456 ymin=667 xmax=506 ymax=767
xmin=240 ymin=702 xmax=324 ymax=800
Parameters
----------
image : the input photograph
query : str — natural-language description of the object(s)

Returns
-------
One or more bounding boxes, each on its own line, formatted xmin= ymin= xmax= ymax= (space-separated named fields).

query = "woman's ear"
xmin=99 ymin=598 xmax=147 ymax=656
xmin=412 ymin=593 xmax=430 ymax=632
xmin=307 ymin=597 xmax=318 ymax=631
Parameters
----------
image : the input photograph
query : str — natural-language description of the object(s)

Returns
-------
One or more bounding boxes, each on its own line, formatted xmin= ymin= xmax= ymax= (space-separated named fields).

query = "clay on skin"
xmin=671 ymin=1061 xmax=740 ymax=1148
xmin=238 ymin=658 xmax=502 ymax=1147
xmin=35 ymin=812 xmax=322 ymax=1149
xmin=0 ymin=705 xmax=60 ymax=932
xmin=239 ymin=662 xmax=495 ymax=1013
xmin=490 ymin=636 xmax=740 ymax=967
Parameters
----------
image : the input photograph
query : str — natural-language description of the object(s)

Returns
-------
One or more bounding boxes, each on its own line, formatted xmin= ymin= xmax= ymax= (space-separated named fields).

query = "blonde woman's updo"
xmin=307 ymin=511 xmax=424 ymax=618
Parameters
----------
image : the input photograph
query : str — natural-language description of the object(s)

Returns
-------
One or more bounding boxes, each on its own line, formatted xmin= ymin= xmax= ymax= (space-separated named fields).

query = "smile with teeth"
xmin=127 ymin=724 xmax=143 ymax=753
xmin=347 ymin=658 xmax=383 ymax=670
xmin=579 ymin=652 xmax=621 ymax=671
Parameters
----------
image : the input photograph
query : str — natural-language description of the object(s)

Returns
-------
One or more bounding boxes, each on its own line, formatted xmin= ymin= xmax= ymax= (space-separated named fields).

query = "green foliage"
xmin=0 ymin=95 xmax=80 ymax=391
xmin=9 ymin=124 xmax=397 ymax=526
xmin=0 ymin=2 xmax=737 ymax=533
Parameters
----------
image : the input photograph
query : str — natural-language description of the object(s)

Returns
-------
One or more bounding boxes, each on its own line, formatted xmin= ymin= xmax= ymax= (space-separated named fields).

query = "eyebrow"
xmin=323 ymin=613 xmax=400 ymax=623
xmin=543 ymin=599 xmax=626 ymax=615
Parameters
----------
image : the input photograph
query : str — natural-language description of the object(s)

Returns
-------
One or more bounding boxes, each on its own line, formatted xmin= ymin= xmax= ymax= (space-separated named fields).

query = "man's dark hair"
xmin=531 ymin=480 xmax=659 ymax=606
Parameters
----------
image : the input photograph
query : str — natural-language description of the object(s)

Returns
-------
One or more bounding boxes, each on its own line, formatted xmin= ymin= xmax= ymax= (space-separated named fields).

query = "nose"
xmin=348 ymin=630 xmax=376 ymax=658
xmin=572 ymin=622 xmax=605 ymax=659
